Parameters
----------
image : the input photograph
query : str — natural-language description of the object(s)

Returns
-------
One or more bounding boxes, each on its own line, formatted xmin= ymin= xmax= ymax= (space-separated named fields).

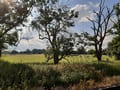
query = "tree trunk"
xmin=96 ymin=50 xmax=102 ymax=61
xmin=53 ymin=52 xmax=59 ymax=64
xmin=97 ymin=53 xmax=102 ymax=61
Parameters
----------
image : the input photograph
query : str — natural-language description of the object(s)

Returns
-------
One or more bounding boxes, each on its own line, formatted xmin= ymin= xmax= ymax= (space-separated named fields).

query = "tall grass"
xmin=1 ymin=54 xmax=116 ymax=64
xmin=0 ymin=54 xmax=120 ymax=89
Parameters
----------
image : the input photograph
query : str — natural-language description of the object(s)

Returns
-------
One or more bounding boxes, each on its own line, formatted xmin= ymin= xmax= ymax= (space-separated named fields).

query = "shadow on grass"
xmin=1 ymin=60 xmax=120 ymax=90
xmin=91 ymin=62 xmax=120 ymax=76
xmin=0 ymin=60 xmax=35 ymax=89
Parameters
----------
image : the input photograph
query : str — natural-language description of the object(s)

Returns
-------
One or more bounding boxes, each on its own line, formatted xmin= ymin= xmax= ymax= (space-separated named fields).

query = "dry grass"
xmin=71 ymin=76 xmax=120 ymax=90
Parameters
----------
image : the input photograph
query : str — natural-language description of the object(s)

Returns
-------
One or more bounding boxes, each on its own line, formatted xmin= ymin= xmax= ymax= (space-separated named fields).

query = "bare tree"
xmin=83 ymin=0 xmax=114 ymax=61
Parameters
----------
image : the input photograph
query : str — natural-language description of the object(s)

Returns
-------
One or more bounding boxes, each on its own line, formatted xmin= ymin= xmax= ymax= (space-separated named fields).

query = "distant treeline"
xmin=10 ymin=49 xmax=45 ymax=54
xmin=8 ymin=47 xmax=108 ymax=55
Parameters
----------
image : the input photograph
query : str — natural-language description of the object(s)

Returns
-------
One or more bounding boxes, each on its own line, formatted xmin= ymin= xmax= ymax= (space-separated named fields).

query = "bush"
xmin=91 ymin=63 xmax=120 ymax=76
xmin=0 ymin=61 xmax=35 ymax=89
xmin=1 ymin=61 xmax=120 ymax=89
xmin=60 ymin=64 xmax=102 ymax=85
xmin=34 ymin=67 xmax=61 ymax=89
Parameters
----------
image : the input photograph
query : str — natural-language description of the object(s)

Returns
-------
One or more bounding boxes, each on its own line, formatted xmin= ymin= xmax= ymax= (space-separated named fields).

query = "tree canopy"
xmin=31 ymin=0 xmax=78 ymax=64
xmin=0 ymin=0 xmax=34 ymax=38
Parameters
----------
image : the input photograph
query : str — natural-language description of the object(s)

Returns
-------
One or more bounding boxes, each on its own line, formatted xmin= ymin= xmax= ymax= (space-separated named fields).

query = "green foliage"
xmin=108 ymin=36 xmax=120 ymax=60
xmin=0 ymin=31 xmax=18 ymax=57
xmin=108 ymin=3 xmax=120 ymax=60
xmin=0 ymin=61 xmax=35 ymax=89
xmin=32 ymin=0 xmax=77 ymax=64
xmin=1 ymin=58 xmax=120 ymax=89
xmin=77 ymin=46 xmax=86 ymax=54
xmin=87 ymin=49 xmax=95 ymax=54
xmin=0 ymin=0 xmax=33 ymax=38
xmin=34 ymin=67 xmax=61 ymax=89
xmin=0 ymin=0 xmax=34 ymax=56
xmin=92 ymin=63 xmax=120 ymax=76
xmin=113 ymin=3 xmax=120 ymax=35
xmin=60 ymin=65 xmax=98 ymax=85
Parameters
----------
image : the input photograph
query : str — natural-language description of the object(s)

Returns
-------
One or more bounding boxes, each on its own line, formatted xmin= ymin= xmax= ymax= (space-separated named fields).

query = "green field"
xmin=1 ymin=54 xmax=116 ymax=64
xmin=1 ymin=54 xmax=120 ymax=90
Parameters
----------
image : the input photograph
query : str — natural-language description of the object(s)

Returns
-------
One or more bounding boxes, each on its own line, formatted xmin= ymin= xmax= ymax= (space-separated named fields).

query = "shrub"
xmin=60 ymin=64 xmax=102 ymax=85
xmin=0 ymin=61 xmax=35 ymax=89
xmin=91 ymin=63 xmax=120 ymax=76
xmin=34 ymin=67 xmax=61 ymax=89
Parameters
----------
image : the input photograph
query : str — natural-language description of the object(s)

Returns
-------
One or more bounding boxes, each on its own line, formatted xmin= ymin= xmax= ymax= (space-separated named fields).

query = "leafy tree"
xmin=108 ymin=36 xmax=120 ymax=59
xmin=32 ymin=49 xmax=45 ymax=54
xmin=32 ymin=0 xmax=77 ymax=64
xmin=81 ymin=0 xmax=113 ymax=61
xmin=113 ymin=3 xmax=120 ymax=35
xmin=0 ymin=32 xmax=18 ymax=57
xmin=107 ymin=3 xmax=120 ymax=60
xmin=0 ymin=0 xmax=33 ymax=38
xmin=11 ymin=50 xmax=19 ymax=54
xmin=77 ymin=46 xmax=86 ymax=54
xmin=0 ymin=0 xmax=34 ymax=56
xmin=87 ymin=49 xmax=95 ymax=55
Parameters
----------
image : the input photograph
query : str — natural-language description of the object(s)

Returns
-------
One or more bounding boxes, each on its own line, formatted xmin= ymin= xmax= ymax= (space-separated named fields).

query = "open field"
xmin=1 ymin=54 xmax=116 ymax=64
xmin=1 ymin=54 xmax=120 ymax=90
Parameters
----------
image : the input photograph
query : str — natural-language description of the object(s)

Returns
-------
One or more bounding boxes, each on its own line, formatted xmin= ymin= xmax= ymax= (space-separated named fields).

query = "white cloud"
xmin=11 ymin=38 xmax=46 ymax=51
xmin=9 ymin=31 xmax=47 ymax=51
xmin=8 ymin=2 xmax=101 ymax=51
xmin=88 ymin=2 xmax=99 ymax=8
xmin=71 ymin=2 xmax=99 ymax=23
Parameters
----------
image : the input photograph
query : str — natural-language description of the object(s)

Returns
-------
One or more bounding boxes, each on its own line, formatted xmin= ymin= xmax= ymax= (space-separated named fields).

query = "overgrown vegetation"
xmin=0 ymin=61 xmax=35 ymax=89
xmin=1 ymin=59 xmax=120 ymax=89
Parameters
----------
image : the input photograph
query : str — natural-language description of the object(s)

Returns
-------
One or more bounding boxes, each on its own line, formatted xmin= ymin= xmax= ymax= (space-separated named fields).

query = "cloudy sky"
xmin=9 ymin=0 xmax=120 ymax=51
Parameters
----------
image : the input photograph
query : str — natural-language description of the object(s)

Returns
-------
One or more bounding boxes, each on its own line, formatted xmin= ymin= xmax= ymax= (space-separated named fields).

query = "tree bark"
xmin=53 ymin=52 xmax=59 ymax=64
xmin=97 ymin=53 xmax=102 ymax=61
xmin=96 ymin=50 xmax=102 ymax=61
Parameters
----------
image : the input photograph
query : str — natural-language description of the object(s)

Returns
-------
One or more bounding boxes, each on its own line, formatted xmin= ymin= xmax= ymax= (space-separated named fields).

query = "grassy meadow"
xmin=1 ymin=54 xmax=120 ymax=90
xmin=1 ymin=54 xmax=115 ymax=64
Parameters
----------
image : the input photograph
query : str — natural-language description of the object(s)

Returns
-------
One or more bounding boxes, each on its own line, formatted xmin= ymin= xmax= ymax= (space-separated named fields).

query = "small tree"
xmin=82 ymin=0 xmax=113 ymax=61
xmin=107 ymin=3 xmax=120 ymax=60
xmin=108 ymin=36 xmax=120 ymax=60
xmin=87 ymin=49 xmax=95 ymax=55
xmin=77 ymin=46 xmax=86 ymax=54
xmin=32 ymin=0 xmax=77 ymax=64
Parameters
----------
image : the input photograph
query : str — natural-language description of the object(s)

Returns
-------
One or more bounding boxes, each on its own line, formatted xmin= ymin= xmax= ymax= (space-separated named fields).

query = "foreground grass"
xmin=1 ymin=54 xmax=120 ymax=90
xmin=1 ymin=60 xmax=120 ymax=90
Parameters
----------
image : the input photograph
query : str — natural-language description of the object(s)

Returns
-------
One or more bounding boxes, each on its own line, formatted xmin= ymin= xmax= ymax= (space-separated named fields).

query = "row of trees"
xmin=11 ymin=49 xmax=45 ymax=54
xmin=10 ymin=48 xmax=95 ymax=55
xmin=0 ymin=0 xmax=120 ymax=64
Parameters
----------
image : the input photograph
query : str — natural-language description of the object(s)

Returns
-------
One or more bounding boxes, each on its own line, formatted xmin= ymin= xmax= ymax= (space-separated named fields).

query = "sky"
xmin=9 ymin=0 xmax=120 ymax=51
